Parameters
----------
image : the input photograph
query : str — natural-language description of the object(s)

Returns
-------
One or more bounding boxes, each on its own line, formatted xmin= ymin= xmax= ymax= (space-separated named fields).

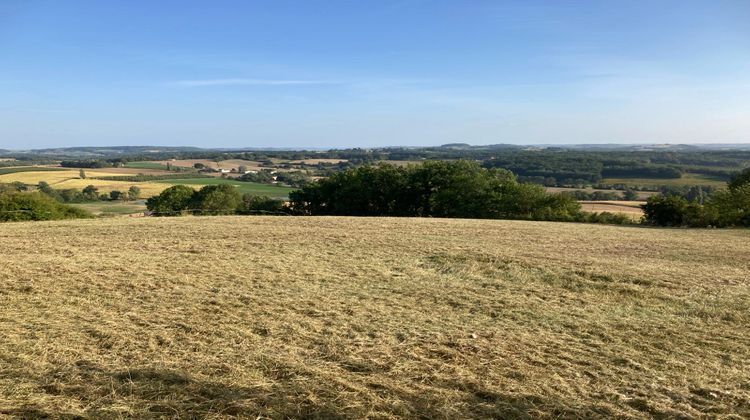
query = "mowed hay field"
xmin=1 ymin=217 xmax=749 ymax=418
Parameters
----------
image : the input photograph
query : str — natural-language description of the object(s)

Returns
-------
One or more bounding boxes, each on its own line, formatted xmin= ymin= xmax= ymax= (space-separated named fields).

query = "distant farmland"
xmin=0 ymin=168 xmax=294 ymax=199
xmin=152 ymin=178 xmax=294 ymax=198
xmin=1 ymin=217 xmax=747 ymax=418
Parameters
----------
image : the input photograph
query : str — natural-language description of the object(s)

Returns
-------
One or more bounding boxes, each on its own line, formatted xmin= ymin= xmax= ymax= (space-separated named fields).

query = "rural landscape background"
xmin=2 ymin=0 xmax=750 ymax=418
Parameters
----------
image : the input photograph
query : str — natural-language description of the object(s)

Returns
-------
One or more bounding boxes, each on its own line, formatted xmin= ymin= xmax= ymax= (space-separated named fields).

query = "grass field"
xmin=153 ymin=178 xmax=295 ymax=198
xmin=0 ymin=217 xmax=748 ymax=418
xmin=124 ymin=161 xmax=174 ymax=171
xmin=602 ymin=173 xmax=727 ymax=188
xmin=70 ymin=201 xmax=147 ymax=216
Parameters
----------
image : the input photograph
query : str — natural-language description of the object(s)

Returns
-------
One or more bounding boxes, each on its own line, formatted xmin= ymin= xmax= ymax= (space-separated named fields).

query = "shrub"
xmin=0 ymin=191 xmax=91 ymax=222
xmin=239 ymin=194 xmax=286 ymax=214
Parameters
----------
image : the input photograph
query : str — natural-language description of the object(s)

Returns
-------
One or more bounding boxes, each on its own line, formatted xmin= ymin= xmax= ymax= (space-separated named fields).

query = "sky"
xmin=1 ymin=0 xmax=749 ymax=149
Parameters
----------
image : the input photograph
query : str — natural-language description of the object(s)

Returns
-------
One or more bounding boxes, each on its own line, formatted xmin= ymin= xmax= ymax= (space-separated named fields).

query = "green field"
xmin=0 ymin=166 xmax=66 ymax=175
xmin=124 ymin=161 xmax=173 ymax=170
xmin=154 ymin=178 xmax=295 ymax=198
xmin=602 ymin=173 xmax=727 ymax=188
xmin=70 ymin=201 xmax=147 ymax=216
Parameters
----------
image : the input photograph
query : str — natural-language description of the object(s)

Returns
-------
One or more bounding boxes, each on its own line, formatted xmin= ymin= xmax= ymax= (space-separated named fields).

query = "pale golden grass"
xmin=0 ymin=217 xmax=748 ymax=418
xmin=579 ymin=201 xmax=645 ymax=219
xmin=0 ymin=169 xmax=133 ymax=185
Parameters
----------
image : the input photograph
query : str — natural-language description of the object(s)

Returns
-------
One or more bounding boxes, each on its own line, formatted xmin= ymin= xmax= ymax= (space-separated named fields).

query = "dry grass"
xmin=0 ymin=217 xmax=748 ymax=418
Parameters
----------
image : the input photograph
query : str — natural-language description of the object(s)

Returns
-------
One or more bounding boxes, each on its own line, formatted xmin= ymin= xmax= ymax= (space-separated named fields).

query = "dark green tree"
xmin=145 ymin=185 xmax=196 ymax=216
xmin=641 ymin=195 xmax=689 ymax=226
xmin=82 ymin=185 xmax=99 ymax=201
xmin=128 ymin=186 xmax=141 ymax=200
xmin=190 ymin=184 xmax=241 ymax=215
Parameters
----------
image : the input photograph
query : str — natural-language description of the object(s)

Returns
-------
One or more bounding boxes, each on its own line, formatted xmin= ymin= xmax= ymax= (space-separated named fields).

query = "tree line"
xmin=642 ymin=168 xmax=750 ymax=227
xmin=144 ymin=160 xmax=627 ymax=224
xmin=146 ymin=184 xmax=284 ymax=216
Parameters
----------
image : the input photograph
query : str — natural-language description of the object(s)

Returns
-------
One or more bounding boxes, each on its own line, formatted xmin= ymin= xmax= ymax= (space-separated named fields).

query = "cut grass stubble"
xmin=0 ymin=217 xmax=748 ymax=418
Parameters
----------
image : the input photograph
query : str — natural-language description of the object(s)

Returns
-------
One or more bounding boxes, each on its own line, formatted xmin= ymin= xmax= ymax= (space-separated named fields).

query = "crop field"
xmin=0 ymin=169 xmax=294 ymax=199
xmin=0 ymin=217 xmax=748 ymax=418
xmin=152 ymin=178 xmax=294 ymax=198
xmin=0 ymin=166 xmax=66 ymax=175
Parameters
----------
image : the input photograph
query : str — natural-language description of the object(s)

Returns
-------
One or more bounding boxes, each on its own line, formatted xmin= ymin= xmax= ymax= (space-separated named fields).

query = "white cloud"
xmin=171 ymin=78 xmax=338 ymax=87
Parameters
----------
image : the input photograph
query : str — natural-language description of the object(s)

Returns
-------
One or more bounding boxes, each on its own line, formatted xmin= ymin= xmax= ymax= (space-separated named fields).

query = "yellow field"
xmin=579 ymin=200 xmax=644 ymax=219
xmin=1 ymin=217 xmax=748 ymax=418
xmin=0 ymin=170 xmax=180 ymax=197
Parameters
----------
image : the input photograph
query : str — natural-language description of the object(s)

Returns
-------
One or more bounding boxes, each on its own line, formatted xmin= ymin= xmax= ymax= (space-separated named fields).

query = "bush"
xmin=0 ymin=191 xmax=91 ymax=222
xmin=239 ymin=194 xmax=286 ymax=214
xmin=642 ymin=195 xmax=689 ymax=226
xmin=581 ymin=212 xmax=633 ymax=225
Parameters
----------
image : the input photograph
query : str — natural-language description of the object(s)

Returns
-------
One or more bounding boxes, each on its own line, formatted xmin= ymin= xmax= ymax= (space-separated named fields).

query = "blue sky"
xmin=1 ymin=0 xmax=749 ymax=149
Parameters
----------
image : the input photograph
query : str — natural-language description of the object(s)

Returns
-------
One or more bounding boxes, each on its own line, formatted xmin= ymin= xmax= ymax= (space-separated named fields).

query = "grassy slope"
xmin=153 ymin=178 xmax=294 ymax=198
xmin=0 ymin=217 xmax=748 ymax=418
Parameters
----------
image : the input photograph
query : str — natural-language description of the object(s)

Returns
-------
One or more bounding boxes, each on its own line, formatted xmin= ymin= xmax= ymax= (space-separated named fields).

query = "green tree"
xmin=109 ymin=190 xmax=124 ymax=200
xmin=145 ymin=185 xmax=195 ymax=216
xmin=190 ymin=184 xmax=241 ymax=215
xmin=622 ymin=189 xmax=639 ymax=201
xmin=728 ymin=168 xmax=750 ymax=191
xmin=128 ymin=186 xmax=141 ymax=200
xmin=289 ymin=160 xmax=583 ymax=221
xmin=82 ymin=185 xmax=99 ymax=201
xmin=642 ymin=195 xmax=689 ymax=226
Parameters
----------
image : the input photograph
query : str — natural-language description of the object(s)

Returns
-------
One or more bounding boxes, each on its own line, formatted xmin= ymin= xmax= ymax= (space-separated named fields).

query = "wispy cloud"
xmin=171 ymin=78 xmax=339 ymax=87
